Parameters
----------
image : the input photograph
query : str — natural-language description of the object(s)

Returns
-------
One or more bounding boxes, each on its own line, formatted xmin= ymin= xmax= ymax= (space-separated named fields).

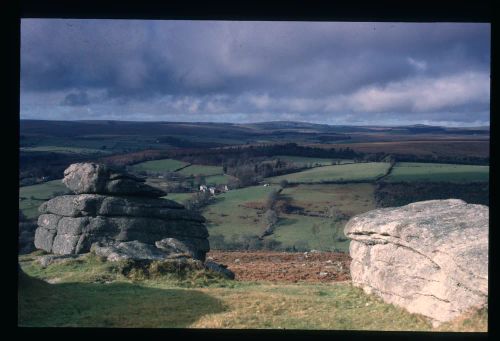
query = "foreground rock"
xmin=344 ymin=199 xmax=488 ymax=326
xmin=34 ymin=162 xmax=209 ymax=262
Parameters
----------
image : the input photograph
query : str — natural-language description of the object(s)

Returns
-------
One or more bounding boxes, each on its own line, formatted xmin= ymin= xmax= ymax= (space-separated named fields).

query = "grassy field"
xmin=205 ymin=174 xmax=237 ymax=186
xmin=385 ymin=162 xmax=489 ymax=182
xmin=130 ymin=158 xmax=189 ymax=172
xmin=271 ymin=214 xmax=347 ymax=252
xmin=132 ymin=161 xmax=231 ymax=188
xmin=268 ymin=163 xmax=390 ymax=184
xmin=203 ymin=184 xmax=280 ymax=240
xmin=162 ymin=192 xmax=194 ymax=204
xmin=280 ymin=184 xmax=376 ymax=217
xmin=21 ymin=134 xmax=177 ymax=154
xmin=272 ymin=184 xmax=375 ymax=252
xmin=19 ymin=179 xmax=67 ymax=219
xmin=177 ymin=165 xmax=224 ymax=177
xmin=20 ymin=145 xmax=112 ymax=155
xmin=204 ymin=183 xmax=376 ymax=252
xmin=268 ymin=156 xmax=352 ymax=167
xmin=310 ymin=140 xmax=490 ymax=158
xmin=18 ymin=252 xmax=486 ymax=331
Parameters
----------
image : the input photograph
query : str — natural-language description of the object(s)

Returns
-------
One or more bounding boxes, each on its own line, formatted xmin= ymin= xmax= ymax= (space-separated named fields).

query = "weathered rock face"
xmin=344 ymin=199 xmax=488 ymax=326
xmin=91 ymin=240 xmax=170 ymax=262
xmin=34 ymin=162 xmax=210 ymax=262
xmin=63 ymin=162 xmax=166 ymax=197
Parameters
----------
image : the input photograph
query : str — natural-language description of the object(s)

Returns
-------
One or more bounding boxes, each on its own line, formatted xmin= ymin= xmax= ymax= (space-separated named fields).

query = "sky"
xmin=20 ymin=20 xmax=490 ymax=126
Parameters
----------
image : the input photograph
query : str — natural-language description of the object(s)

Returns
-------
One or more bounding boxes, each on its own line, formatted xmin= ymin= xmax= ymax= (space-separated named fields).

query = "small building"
xmin=200 ymin=185 xmax=208 ymax=192
xmin=209 ymin=187 xmax=216 ymax=195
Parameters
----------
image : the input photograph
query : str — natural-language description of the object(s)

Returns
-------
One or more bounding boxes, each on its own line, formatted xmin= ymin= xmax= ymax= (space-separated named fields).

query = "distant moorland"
xmin=19 ymin=120 xmax=489 ymax=252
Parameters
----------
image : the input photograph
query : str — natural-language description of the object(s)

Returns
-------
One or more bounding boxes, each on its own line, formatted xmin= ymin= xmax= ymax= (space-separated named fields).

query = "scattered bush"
xmin=279 ymin=179 xmax=289 ymax=188
xmin=261 ymin=239 xmax=283 ymax=251
xmin=184 ymin=191 xmax=212 ymax=211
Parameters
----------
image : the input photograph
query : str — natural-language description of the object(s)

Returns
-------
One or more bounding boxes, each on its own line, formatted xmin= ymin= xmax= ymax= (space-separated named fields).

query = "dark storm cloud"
xmin=61 ymin=90 xmax=90 ymax=106
xmin=20 ymin=20 xmax=490 ymax=125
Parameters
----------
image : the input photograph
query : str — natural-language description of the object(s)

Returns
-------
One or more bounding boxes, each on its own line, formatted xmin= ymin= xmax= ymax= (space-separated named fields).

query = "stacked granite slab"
xmin=34 ymin=162 xmax=210 ymax=261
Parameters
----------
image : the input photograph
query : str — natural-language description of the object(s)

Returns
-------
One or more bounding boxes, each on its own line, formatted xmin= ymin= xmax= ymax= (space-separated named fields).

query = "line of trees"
xmin=374 ymin=181 xmax=489 ymax=207
xmin=165 ymin=142 xmax=488 ymax=168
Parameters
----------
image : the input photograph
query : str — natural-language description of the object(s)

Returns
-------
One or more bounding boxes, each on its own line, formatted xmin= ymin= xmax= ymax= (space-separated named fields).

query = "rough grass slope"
xmin=18 ymin=252 xmax=487 ymax=331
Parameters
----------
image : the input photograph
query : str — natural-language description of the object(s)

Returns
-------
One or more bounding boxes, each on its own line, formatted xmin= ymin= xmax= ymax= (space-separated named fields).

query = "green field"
xmin=204 ymin=183 xmax=376 ymax=252
xmin=21 ymin=134 xmax=178 ymax=154
xmin=162 ymin=192 xmax=194 ymax=204
xmin=132 ymin=161 xmax=230 ymax=187
xmin=203 ymin=184 xmax=280 ymax=241
xmin=280 ymin=183 xmax=376 ymax=217
xmin=268 ymin=156 xmax=352 ymax=167
xmin=18 ymin=253 xmax=486 ymax=331
xmin=204 ymin=174 xmax=236 ymax=185
xmin=267 ymin=184 xmax=375 ymax=252
xmin=177 ymin=165 xmax=224 ymax=177
xmin=19 ymin=179 xmax=68 ymax=219
xmin=20 ymin=145 xmax=112 ymax=155
xmin=270 ymin=214 xmax=346 ymax=251
xmin=268 ymin=162 xmax=390 ymax=184
xmin=385 ymin=162 xmax=489 ymax=182
xmin=130 ymin=159 xmax=189 ymax=172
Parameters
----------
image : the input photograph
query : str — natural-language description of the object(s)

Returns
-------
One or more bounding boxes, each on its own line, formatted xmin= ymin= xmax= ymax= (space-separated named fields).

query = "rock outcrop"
xmin=344 ymin=199 xmax=488 ymax=326
xmin=62 ymin=162 xmax=166 ymax=197
xmin=34 ymin=162 xmax=209 ymax=261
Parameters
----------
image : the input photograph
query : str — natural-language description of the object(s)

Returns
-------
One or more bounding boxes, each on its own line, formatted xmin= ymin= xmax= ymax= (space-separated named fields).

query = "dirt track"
xmin=206 ymin=250 xmax=351 ymax=283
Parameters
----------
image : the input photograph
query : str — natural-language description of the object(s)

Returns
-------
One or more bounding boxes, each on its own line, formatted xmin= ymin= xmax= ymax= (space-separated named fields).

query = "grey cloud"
xmin=20 ymin=20 xmax=490 ymax=126
xmin=61 ymin=90 xmax=90 ymax=106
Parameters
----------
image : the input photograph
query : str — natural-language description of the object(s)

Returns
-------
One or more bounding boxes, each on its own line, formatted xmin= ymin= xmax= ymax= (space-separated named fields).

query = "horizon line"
xmin=19 ymin=118 xmax=491 ymax=129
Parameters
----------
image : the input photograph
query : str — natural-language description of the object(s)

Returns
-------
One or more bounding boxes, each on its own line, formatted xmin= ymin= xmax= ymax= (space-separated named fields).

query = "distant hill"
xmin=20 ymin=119 xmax=489 ymax=144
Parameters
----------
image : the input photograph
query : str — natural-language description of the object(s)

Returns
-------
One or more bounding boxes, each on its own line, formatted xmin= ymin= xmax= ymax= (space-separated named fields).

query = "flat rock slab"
xmin=91 ymin=241 xmax=168 ymax=261
xmin=63 ymin=162 xmax=166 ymax=197
xmin=35 ymin=213 xmax=209 ymax=255
xmin=155 ymin=237 xmax=207 ymax=261
xmin=344 ymin=199 xmax=488 ymax=326
xmin=38 ymin=194 xmax=204 ymax=222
